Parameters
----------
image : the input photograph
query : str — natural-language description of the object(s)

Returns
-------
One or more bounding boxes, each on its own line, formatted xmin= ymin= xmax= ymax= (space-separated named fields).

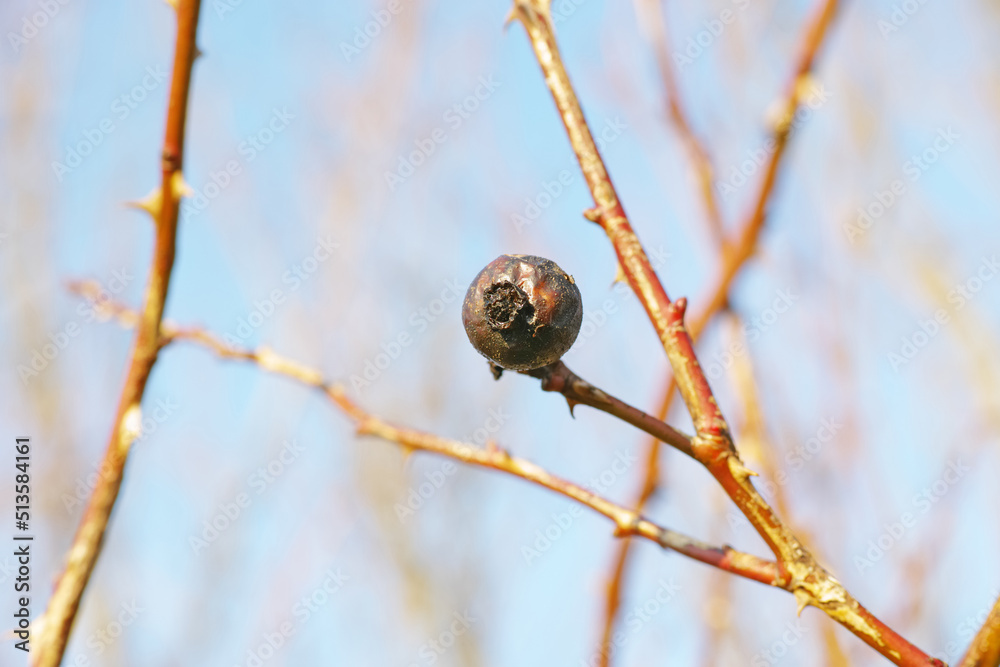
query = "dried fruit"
xmin=462 ymin=254 xmax=583 ymax=371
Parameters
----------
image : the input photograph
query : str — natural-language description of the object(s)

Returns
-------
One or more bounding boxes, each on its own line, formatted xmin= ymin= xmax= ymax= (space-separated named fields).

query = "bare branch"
xmin=522 ymin=361 xmax=694 ymax=459
xmin=959 ymin=594 xmax=1000 ymax=667
xmin=509 ymin=1 xmax=943 ymax=664
xmin=70 ymin=286 xmax=782 ymax=587
xmin=33 ymin=3 xmax=203 ymax=665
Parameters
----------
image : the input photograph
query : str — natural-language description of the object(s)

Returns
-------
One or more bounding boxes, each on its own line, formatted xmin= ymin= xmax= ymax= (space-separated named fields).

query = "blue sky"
xmin=2 ymin=0 xmax=1000 ymax=665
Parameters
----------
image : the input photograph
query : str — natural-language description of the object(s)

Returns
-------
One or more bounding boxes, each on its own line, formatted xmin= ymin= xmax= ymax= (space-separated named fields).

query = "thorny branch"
xmin=33 ymin=3 xmax=203 ymax=666
xmin=958 ymin=594 xmax=1000 ymax=667
xmin=40 ymin=0 xmax=995 ymax=664
xmin=522 ymin=361 xmax=694 ymax=458
xmin=601 ymin=0 xmax=843 ymax=663
xmin=509 ymin=0 xmax=945 ymax=664
xmin=69 ymin=284 xmax=782 ymax=587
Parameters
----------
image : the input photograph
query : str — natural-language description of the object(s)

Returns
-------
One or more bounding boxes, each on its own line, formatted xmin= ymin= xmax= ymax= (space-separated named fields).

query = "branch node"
xmin=119 ymin=404 xmax=143 ymax=452
xmin=668 ymin=296 xmax=688 ymax=319
xmin=612 ymin=513 xmax=640 ymax=538
xmin=727 ymin=454 xmax=758 ymax=482
xmin=355 ymin=417 xmax=376 ymax=437
xmin=583 ymin=206 xmax=603 ymax=224
xmin=793 ymin=589 xmax=812 ymax=616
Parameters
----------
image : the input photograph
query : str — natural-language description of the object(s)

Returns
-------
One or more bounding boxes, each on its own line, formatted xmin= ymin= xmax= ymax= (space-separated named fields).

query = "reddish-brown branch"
xmin=33 ymin=3 xmax=202 ymax=666
xmin=599 ymin=0 xmax=843 ymax=662
xmin=510 ymin=1 xmax=943 ymax=664
xmin=958 ymin=595 xmax=1000 ymax=667
xmin=510 ymin=0 xmax=730 ymax=449
xmin=76 ymin=283 xmax=945 ymax=665
xmin=73 ymin=288 xmax=782 ymax=587
xmin=523 ymin=361 xmax=694 ymax=458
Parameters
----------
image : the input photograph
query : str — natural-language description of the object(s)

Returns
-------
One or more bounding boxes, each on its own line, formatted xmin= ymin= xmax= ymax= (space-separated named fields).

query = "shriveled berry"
xmin=462 ymin=254 xmax=583 ymax=371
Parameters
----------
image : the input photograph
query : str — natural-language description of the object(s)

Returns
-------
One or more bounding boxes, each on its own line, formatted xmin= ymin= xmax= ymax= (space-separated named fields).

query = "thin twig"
xmin=509 ymin=1 xmax=943 ymax=664
xmin=32 ymin=3 xmax=202 ymax=665
xmin=522 ymin=361 xmax=694 ymax=458
xmin=70 ymin=286 xmax=782 ymax=587
xmin=958 ymin=594 xmax=1000 ymax=667
xmin=75 ymin=283 xmax=944 ymax=665
xmin=598 ymin=0 xmax=843 ymax=662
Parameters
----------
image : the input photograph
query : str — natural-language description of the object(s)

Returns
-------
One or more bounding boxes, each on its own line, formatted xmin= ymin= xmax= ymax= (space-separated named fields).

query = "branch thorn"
xmin=612 ymin=262 xmax=627 ymax=286
xmin=793 ymin=589 xmax=811 ymax=616
xmin=170 ymin=171 xmax=193 ymax=199
xmin=564 ymin=397 xmax=579 ymax=417
xmin=727 ymin=455 xmax=758 ymax=481
xmin=125 ymin=187 xmax=163 ymax=220
xmin=612 ymin=513 xmax=640 ymax=538
xmin=503 ymin=6 xmax=518 ymax=28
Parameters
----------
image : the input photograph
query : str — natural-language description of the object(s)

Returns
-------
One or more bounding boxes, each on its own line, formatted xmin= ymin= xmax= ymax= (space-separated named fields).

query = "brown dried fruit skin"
xmin=462 ymin=254 xmax=583 ymax=370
